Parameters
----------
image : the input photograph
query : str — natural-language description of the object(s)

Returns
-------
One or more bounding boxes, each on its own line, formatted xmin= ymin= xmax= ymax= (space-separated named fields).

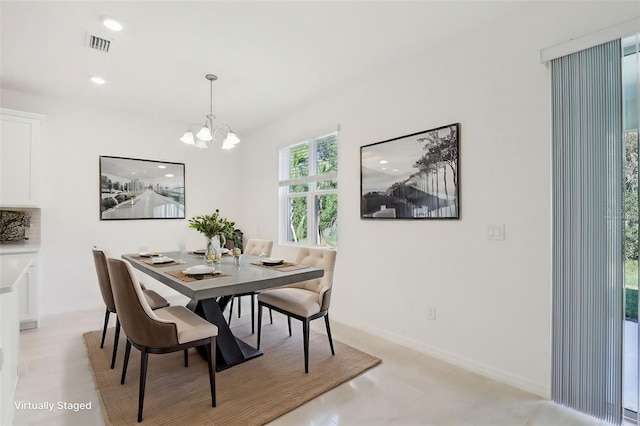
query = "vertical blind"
xmin=551 ymin=39 xmax=623 ymax=424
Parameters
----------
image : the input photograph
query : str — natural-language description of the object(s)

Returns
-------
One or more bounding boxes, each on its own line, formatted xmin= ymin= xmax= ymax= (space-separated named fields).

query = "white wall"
xmin=238 ymin=2 xmax=639 ymax=398
xmin=0 ymin=89 xmax=244 ymax=313
xmin=1 ymin=0 xmax=635 ymax=400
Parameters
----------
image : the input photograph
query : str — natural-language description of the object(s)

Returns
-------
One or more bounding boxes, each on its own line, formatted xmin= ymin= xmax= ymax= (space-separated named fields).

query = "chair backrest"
xmin=294 ymin=248 xmax=337 ymax=311
xmin=244 ymin=239 xmax=273 ymax=257
xmin=106 ymin=258 xmax=179 ymax=349
xmin=92 ymin=248 xmax=116 ymax=312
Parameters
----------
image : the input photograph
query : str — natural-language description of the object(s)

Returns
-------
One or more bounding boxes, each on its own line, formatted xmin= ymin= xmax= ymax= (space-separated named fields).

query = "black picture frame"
xmin=99 ymin=155 xmax=186 ymax=220
xmin=360 ymin=123 xmax=460 ymax=219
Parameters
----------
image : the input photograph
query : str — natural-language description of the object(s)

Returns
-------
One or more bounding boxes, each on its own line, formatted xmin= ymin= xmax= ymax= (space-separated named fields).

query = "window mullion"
xmin=279 ymin=171 xmax=336 ymax=187
xmin=309 ymin=137 xmax=318 ymax=177
xmin=307 ymin=138 xmax=317 ymax=244
xmin=307 ymin=182 xmax=318 ymax=244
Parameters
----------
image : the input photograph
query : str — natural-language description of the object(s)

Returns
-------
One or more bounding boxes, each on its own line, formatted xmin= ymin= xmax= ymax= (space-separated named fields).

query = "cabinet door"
xmin=0 ymin=110 xmax=43 ymax=207
xmin=17 ymin=264 xmax=36 ymax=326
xmin=3 ymin=253 xmax=38 ymax=329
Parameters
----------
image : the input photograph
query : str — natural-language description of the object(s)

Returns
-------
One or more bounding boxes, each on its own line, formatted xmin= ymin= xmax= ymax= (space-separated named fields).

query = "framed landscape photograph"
xmin=99 ymin=156 xmax=185 ymax=220
xmin=360 ymin=123 xmax=460 ymax=219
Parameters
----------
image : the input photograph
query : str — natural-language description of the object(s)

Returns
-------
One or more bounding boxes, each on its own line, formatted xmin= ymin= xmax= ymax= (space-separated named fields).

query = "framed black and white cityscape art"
xmin=360 ymin=123 xmax=460 ymax=220
xmin=99 ymin=156 xmax=186 ymax=220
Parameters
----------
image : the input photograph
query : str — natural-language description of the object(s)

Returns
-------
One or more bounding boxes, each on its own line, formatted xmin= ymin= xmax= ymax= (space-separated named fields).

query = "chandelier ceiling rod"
xmin=206 ymin=74 xmax=216 ymax=124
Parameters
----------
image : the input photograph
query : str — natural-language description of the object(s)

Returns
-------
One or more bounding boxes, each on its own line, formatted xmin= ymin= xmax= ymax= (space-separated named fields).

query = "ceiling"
xmin=1 ymin=1 xmax=535 ymax=136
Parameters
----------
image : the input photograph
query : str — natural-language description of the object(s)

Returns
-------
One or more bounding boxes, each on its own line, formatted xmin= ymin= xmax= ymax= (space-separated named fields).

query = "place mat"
xmin=250 ymin=261 xmax=310 ymax=272
xmin=130 ymin=256 xmax=179 ymax=268
xmin=84 ymin=320 xmax=381 ymax=425
xmin=165 ymin=269 xmax=229 ymax=282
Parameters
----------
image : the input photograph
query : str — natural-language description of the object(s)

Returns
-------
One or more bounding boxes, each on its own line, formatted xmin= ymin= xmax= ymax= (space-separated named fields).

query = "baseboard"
xmin=40 ymin=294 xmax=189 ymax=319
xmin=331 ymin=311 xmax=551 ymax=399
xmin=40 ymin=302 xmax=103 ymax=317
xmin=19 ymin=319 xmax=37 ymax=330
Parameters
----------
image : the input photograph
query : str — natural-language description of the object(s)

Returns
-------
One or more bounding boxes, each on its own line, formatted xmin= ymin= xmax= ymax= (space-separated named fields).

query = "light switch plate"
xmin=487 ymin=224 xmax=505 ymax=240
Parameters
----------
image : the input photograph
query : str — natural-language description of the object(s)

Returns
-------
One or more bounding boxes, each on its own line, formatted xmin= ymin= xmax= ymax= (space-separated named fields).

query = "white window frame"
xmin=279 ymin=131 xmax=338 ymax=247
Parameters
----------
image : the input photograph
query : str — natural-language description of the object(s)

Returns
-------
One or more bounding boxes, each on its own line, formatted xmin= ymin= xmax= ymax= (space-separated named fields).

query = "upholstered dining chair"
xmin=92 ymin=248 xmax=169 ymax=369
xmin=257 ymin=247 xmax=337 ymax=373
xmin=107 ymin=258 xmax=218 ymax=423
xmin=227 ymin=238 xmax=274 ymax=333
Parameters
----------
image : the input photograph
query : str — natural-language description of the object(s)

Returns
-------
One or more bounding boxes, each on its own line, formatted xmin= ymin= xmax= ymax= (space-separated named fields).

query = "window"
xmin=279 ymin=132 xmax=338 ymax=247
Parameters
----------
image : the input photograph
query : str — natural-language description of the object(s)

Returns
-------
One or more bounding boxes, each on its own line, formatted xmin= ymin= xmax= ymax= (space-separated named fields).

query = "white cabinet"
xmin=1 ymin=252 xmax=38 ymax=330
xmin=0 ymin=257 xmax=30 ymax=426
xmin=0 ymin=109 xmax=44 ymax=207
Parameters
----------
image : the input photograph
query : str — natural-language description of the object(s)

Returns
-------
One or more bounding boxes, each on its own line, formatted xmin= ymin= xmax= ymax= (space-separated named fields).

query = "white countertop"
xmin=0 ymin=256 xmax=32 ymax=294
xmin=0 ymin=240 xmax=41 ymax=255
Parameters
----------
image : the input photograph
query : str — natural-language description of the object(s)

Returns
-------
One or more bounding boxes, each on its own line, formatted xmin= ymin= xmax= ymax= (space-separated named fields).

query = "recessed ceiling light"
xmin=101 ymin=16 xmax=123 ymax=32
xmin=379 ymin=160 xmax=388 ymax=164
xmin=90 ymin=76 xmax=106 ymax=85
xmin=158 ymin=165 xmax=166 ymax=169
xmin=165 ymin=174 xmax=174 ymax=178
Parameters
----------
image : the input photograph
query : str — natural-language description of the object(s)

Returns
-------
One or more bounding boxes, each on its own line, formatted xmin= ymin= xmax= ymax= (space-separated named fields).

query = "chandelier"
xmin=180 ymin=74 xmax=240 ymax=150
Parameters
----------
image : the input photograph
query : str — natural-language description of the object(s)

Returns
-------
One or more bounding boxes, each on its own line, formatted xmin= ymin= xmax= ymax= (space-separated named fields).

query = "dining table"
xmin=121 ymin=251 xmax=324 ymax=371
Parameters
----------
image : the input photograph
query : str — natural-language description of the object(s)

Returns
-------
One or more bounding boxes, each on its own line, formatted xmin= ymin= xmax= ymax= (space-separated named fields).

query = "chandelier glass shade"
xmin=180 ymin=74 xmax=240 ymax=150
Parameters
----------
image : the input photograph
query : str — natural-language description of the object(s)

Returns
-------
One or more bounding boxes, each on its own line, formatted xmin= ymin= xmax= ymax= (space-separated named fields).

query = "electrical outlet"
xmin=427 ymin=306 xmax=436 ymax=320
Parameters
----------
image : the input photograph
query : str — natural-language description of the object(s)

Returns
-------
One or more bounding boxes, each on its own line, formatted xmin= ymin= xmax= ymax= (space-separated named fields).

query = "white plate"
xmin=193 ymin=248 xmax=229 ymax=255
xmin=262 ymin=258 xmax=284 ymax=265
xmin=184 ymin=265 xmax=215 ymax=275
xmin=139 ymin=252 xmax=161 ymax=257
xmin=151 ymin=256 xmax=174 ymax=264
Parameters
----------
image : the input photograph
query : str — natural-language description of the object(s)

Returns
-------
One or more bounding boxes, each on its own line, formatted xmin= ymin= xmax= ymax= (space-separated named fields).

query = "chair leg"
xmin=110 ymin=318 xmax=120 ymax=369
xmin=206 ymin=338 xmax=216 ymax=407
xmin=238 ymin=295 xmax=242 ymax=318
xmin=288 ymin=316 xmax=292 ymax=336
xmin=303 ymin=319 xmax=310 ymax=374
xmin=100 ymin=309 xmax=110 ymax=348
xmin=257 ymin=303 xmax=263 ymax=350
xmin=228 ymin=297 xmax=234 ymax=325
xmin=269 ymin=308 xmax=273 ymax=324
xmin=184 ymin=349 xmax=188 ymax=367
xmin=324 ymin=313 xmax=335 ymax=356
xmin=250 ymin=294 xmax=255 ymax=334
xmin=138 ymin=348 xmax=149 ymax=423
xmin=121 ymin=340 xmax=132 ymax=385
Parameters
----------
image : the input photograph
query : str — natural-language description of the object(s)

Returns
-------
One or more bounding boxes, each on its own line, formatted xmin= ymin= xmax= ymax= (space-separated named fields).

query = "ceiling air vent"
xmin=86 ymin=33 xmax=112 ymax=53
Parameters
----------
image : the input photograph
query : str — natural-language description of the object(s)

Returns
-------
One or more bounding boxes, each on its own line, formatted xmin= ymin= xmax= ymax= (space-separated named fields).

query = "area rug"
xmin=83 ymin=320 xmax=381 ymax=425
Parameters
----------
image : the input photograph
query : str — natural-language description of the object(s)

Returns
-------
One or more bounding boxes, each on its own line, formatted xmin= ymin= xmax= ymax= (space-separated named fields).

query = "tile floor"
xmin=11 ymin=303 xmax=612 ymax=426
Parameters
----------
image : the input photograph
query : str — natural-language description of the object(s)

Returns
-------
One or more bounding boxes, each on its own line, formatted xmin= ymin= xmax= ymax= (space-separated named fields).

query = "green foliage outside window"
xmin=625 ymin=131 xmax=639 ymax=262
xmin=282 ymin=133 xmax=338 ymax=246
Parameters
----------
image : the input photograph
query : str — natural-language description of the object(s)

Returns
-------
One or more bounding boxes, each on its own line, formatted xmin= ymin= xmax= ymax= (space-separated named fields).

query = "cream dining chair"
xmin=107 ymin=257 xmax=218 ymax=423
xmin=257 ymin=247 xmax=337 ymax=373
xmin=92 ymin=247 xmax=169 ymax=369
xmin=227 ymin=238 xmax=273 ymax=333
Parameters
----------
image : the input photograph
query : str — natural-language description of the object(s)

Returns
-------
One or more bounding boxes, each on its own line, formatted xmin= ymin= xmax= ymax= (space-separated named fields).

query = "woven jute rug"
xmin=83 ymin=319 xmax=381 ymax=425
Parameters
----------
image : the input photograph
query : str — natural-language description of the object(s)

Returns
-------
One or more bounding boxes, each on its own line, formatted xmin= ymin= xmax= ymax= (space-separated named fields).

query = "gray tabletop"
xmin=122 ymin=251 xmax=324 ymax=301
